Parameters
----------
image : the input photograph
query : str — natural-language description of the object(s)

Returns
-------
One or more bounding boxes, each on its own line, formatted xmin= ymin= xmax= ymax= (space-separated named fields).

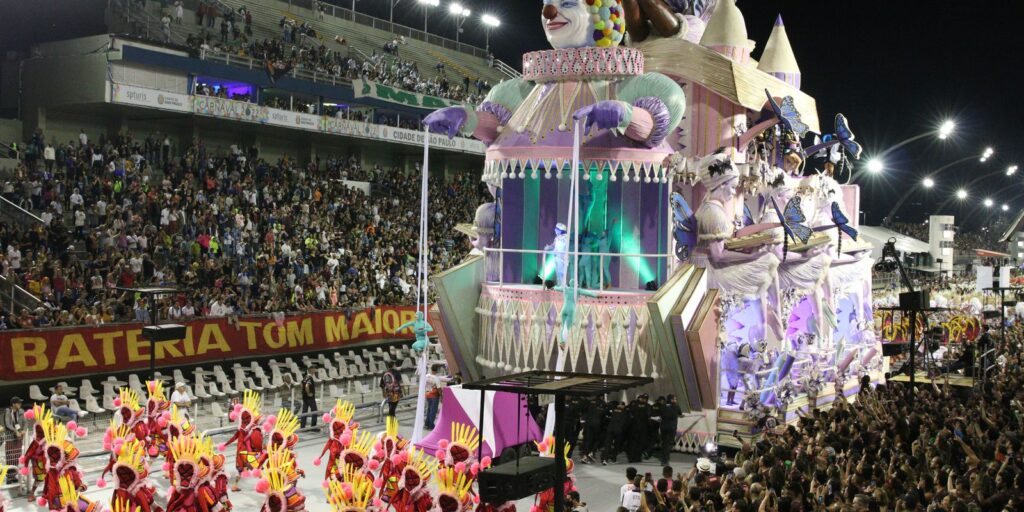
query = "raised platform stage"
xmin=889 ymin=372 xmax=975 ymax=388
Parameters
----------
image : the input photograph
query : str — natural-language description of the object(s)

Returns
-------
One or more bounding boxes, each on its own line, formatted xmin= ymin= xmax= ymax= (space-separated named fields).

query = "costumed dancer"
xmin=434 ymin=422 xmax=480 ymax=472
xmin=99 ymin=421 xmax=134 ymax=486
xmin=55 ymin=473 xmax=100 ymax=512
xmin=40 ymin=421 xmax=88 ymax=510
xmin=326 ymin=473 xmax=379 ymax=512
xmin=331 ymin=430 xmax=376 ymax=487
xmin=373 ymin=416 xmax=408 ymax=504
xmin=145 ymin=381 xmax=172 ymax=458
xmin=0 ymin=466 xmax=8 ymax=512
xmin=544 ymin=224 xmax=570 ymax=287
xmin=163 ymin=404 xmax=196 ymax=485
xmin=314 ymin=400 xmax=358 ymax=481
xmin=395 ymin=312 xmax=434 ymax=353
xmin=389 ymin=448 xmax=434 ymax=512
xmin=199 ymin=437 xmax=232 ymax=512
xmin=257 ymin=408 xmax=304 ymax=479
xmin=255 ymin=444 xmax=306 ymax=512
xmin=432 ymin=468 xmax=475 ymax=512
xmin=220 ymin=389 xmax=265 ymax=491
xmin=165 ymin=434 xmax=220 ymax=512
xmin=19 ymin=404 xmax=52 ymax=501
xmin=532 ymin=436 xmax=577 ymax=512
xmin=114 ymin=389 xmax=150 ymax=443
xmin=108 ymin=439 xmax=161 ymax=512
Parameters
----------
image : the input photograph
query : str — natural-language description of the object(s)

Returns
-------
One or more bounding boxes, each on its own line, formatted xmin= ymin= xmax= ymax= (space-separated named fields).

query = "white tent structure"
xmin=859 ymin=225 xmax=931 ymax=259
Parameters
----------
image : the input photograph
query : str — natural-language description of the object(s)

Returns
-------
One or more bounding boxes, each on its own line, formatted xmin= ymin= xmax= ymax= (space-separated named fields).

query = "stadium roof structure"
xmin=858 ymin=225 xmax=930 ymax=254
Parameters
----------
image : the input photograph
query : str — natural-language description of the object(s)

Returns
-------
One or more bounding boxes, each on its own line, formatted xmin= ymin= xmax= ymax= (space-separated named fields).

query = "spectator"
xmin=299 ymin=365 xmax=317 ymax=427
xmin=380 ymin=360 xmax=403 ymax=417
xmin=174 ymin=0 xmax=184 ymax=24
xmin=3 ymin=396 xmax=24 ymax=483
xmin=424 ymin=364 xmax=450 ymax=430
xmin=49 ymin=383 xmax=77 ymax=422
xmin=170 ymin=381 xmax=193 ymax=417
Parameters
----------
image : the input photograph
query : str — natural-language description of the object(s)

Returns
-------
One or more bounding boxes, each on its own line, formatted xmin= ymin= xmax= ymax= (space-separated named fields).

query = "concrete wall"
xmin=929 ymin=215 xmax=955 ymax=272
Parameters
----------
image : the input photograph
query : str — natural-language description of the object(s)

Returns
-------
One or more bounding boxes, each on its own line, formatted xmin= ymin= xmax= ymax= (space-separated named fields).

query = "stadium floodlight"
xmin=481 ymin=14 xmax=500 ymax=27
xmin=866 ymin=158 xmax=883 ymax=174
xmin=449 ymin=3 xmax=470 ymax=16
xmin=418 ymin=0 xmax=440 ymax=5
xmin=938 ymin=119 xmax=955 ymax=140
xmin=922 ymin=177 xmax=935 ymax=189
xmin=984 ymin=198 xmax=994 ymax=208
xmin=1003 ymin=204 xmax=1010 ymax=211
xmin=956 ymin=189 xmax=968 ymax=200
xmin=1008 ymin=165 xmax=1019 ymax=176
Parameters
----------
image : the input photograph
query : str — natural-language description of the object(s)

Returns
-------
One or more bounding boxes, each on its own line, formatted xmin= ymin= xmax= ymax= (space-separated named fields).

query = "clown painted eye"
xmin=561 ymin=0 xmax=578 ymax=7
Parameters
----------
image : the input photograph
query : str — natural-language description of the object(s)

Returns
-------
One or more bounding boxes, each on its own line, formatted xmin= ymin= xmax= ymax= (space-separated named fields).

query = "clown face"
xmin=542 ymin=0 xmax=591 ymax=49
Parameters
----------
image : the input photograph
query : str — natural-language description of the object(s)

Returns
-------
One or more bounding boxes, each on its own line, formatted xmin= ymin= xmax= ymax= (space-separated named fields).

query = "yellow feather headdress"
xmin=146 ymin=380 xmax=166 ymax=401
xmin=168 ymin=434 xmax=203 ymax=465
xmin=58 ymin=474 xmax=81 ymax=509
xmin=436 ymin=467 xmax=473 ymax=501
xmin=116 ymin=439 xmax=148 ymax=473
xmin=404 ymin=447 xmax=432 ymax=480
xmin=385 ymin=416 xmax=399 ymax=438
xmin=262 ymin=444 xmax=296 ymax=494
xmin=118 ymin=388 xmax=142 ymax=411
xmin=108 ymin=419 xmax=132 ymax=440
xmin=345 ymin=430 xmax=375 ymax=458
xmin=242 ymin=389 xmax=262 ymax=415
xmin=450 ymin=422 xmax=480 ymax=453
xmin=332 ymin=400 xmax=355 ymax=424
xmin=43 ymin=421 xmax=68 ymax=447
xmin=31 ymin=403 xmax=53 ymax=426
xmin=111 ymin=497 xmax=142 ymax=512
xmin=271 ymin=408 xmax=300 ymax=440
xmin=327 ymin=471 xmax=375 ymax=510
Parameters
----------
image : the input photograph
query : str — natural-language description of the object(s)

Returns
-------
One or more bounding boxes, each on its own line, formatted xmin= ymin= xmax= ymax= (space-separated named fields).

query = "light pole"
xmin=481 ymin=14 xmax=500 ymax=52
xmin=884 ymin=150 xmax=999 ymax=222
xmin=449 ymin=3 xmax=471 ymax=44
xmin=883 ymin=177 xmax=936 ymax=224
xmin=936 ymin=157 xmax=1012 ymax=214
xmin=418 ymin=0 xmax=439 ymax=33
xmin=852 ymin=119 xmax=956 ymax=183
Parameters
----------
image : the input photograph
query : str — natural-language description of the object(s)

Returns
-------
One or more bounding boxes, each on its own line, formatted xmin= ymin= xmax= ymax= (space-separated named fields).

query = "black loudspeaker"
xmin=898 ymin=291 xmax=930 ymax=311
xmin=881 ymin=343 xmax=907 ymax=357
xmin=477 ymin=456 xmax=557 ymax=504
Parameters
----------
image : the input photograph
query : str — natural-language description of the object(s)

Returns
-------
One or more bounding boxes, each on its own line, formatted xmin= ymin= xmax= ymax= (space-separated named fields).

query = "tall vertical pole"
xmin=909 ymin=309 xmax=916 ymax=387
xmin=553 ymin=394 xmax=566 ymax=512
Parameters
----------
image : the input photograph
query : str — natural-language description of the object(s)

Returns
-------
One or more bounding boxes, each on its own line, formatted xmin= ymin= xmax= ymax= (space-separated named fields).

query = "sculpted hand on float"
xmin=573 ymin=98 xmax=671 ymax=147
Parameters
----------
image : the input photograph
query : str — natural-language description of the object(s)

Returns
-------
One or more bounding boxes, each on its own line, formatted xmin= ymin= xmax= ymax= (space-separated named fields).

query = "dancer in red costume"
xmin=389 ymin=448 xmax=434 ymax=512
xmin=255 ymin=445 xmax=306 ymax=512
xmin=219 ymin=389 xmax=265 ymax=491
xmin=165 ymin=434 xmax=220 ymax=512
xmin=109 ymin=439 xmax=162 ymax=512
xmin=373 ymin=416 xmax=409 ymax=504
xmin=328 ymin=430 xmax=377 ymax=490
xmin=326 ymin=473 xmax=379 ymax=512
xmin=314 ymin=400 xmax=358 ymax=480
xmin=116 ymin=388 xmax=150 ymax=443
xmin=162 ymin=405 xmax=196 ymax=485
xmin=19 ymin=404 xmax=51 ymax=501
xmin=432 ymin=468 xmax=475 ymax=512
xmin=145 ymin=381 xmax=172 ymax=458
xmin=40 ymin=421 xmax=89 ymax=510
xmin=530 ymin=436 xmax=577 ymax=512
xmin=54 ymin=474 xmax=101 ymax=512
xmin=256 ymin=408 xmax=303 ymax=474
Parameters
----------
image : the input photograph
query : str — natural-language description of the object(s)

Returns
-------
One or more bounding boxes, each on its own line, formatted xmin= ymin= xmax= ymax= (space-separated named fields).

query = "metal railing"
xmin=482 ymin=247 xmax=674 ymax=289
xmin=0 ymin=274 xmax=48 ymax=316
xmin=0 ymin=196 xmax=44 ymax=227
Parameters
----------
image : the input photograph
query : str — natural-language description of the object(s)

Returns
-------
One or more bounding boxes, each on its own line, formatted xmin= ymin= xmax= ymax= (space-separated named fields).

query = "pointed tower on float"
xmin=699 ymin=0 xmax=753 ymax=64
xmin=758 ymin=15 xmax=802 ymax=89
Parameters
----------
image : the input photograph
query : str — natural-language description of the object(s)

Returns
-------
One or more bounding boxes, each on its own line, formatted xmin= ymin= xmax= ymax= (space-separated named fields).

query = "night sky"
xmin=352 ymin=0 xmax=1024 ymax=227
xmin=4 ymin=0 xmax=1024 ymax=227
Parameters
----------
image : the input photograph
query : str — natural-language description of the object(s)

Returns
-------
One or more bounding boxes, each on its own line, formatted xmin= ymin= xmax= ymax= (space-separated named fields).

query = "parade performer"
xmin=255 ymin=445 xmax=306 ymax=512
xmin=19 ymin=404 xmax=52 ymax=500
xmin=220 ymin=389 xmax=265 ymax=491
xmin=432 ymin=468 xmax=475 ymax=512
xmin=0 ymin=466 xmax=8 ymax=512
xmin=55 ymin=474 xmax=100 ymax=512
xmin=532 ymin=436 xmax=577 ymax=512
xmin=200 ymin=437 xmax=232 ymax=512
xmin=314 ymin=400 xmax=358 ymax=480
xmin=326 ymin=474 xmax=378 ymax=512
xmin=390 ymin=448 xmax=434 ymax=512
xmin=40 ymin=421 xmax=87 ymax=510
xmin=434 ymin=422 xmax=480 ymax=471
xmin=257 ymin=408 xmax=303 ymax=479
xmin=114 ymin=388 xmax=149 ymax=443
xmin=145 ymin=381 xmax=172 ymax=457
xmin=332 ymin=430 xmax=376 ymax=486
xmin=164 ymin=405 xmax=196 ymax=485
xmin=165 ymin=434 xmax=219 ymax=512
xmin=99 ymin=421 xmax=134 ymax=486
xmin=109 ymin=439 xmax=161 ymax=512
xmin=395 ymin=311 xmax=434 ymax=353
xmin=373 ymin=416 xmax=408 ymax=503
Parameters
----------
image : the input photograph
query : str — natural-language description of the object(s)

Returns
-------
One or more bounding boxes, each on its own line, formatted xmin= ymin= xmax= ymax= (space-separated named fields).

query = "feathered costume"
xmin=255 ymin=444 xmax=306 ymax=512
xmin=110 ymin=439 xmax=162 ymax=512
xmin=163 ymin=405 xmax=196 ymax=485
xmin=432 ymin=468 xmax=475 ymax=512
xmin=257 ymin=408 xmax=302 ymax=473
xmin=55 ymin=473 xmax=100 ymax=512
xmin=115 ymin=388 xmax=150 ymax=447
xmin=389 ymin=448 xmax=435 ymax=512
xmin=532 ymin=436 xmax=577 ymax=512
xmin=374 ymin=416 xmax=409 ymax=503
xmin=221 ymin=390 xmax=265 ymax=476
xmin=315 ymin=400 xmax=358 ymax=480
xmin=333 ymin=430 xmax=376 ymax=488
xmin=19 ymin=404 xmax=52 ymax=492
xmin=41 ymin=422 xmax=87 ymax=510
xmin=145 ymin=381 xmax=172 ymax=457
xmin=165 ymin=434 xmax=220 ymax=512
xmin=326 ymin=472 xmax=380 ymax=512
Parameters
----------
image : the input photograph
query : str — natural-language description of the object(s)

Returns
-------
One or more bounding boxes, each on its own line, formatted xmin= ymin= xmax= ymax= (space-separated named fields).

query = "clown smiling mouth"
xmin=546 ymin=19 xmax=568 ymax=30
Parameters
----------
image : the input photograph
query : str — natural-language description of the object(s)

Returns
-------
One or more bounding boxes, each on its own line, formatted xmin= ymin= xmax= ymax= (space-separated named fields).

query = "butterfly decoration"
xmin=743 ymin=203 xmax=755 ymax=227
xmin=833 ymin=114 xmax=862 ymax=160
xmin=765 ymin=89 xmax=809 ymax=139
xmin=770 ymin=195 xmax=811 ymax=260
xmin=830 ymin=201 xmax=857 ymax=254
xmin=671 ymin=192 xmax=697 ymax=262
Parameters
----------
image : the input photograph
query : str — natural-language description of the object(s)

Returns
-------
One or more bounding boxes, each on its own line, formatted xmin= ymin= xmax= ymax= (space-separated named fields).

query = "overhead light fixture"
xmin=481 ymin=14 xmax=500 ymax=27
xmin=984 ymin=198 xmax=994 ymax=208
xmin=938 ymin=119 xmax=956 ymax=140
xmin=866 ymin=159 xmax=883 ymax=174
xmin=956 ymin=189 xmax=968 ymax=200
xmin=922 ymin=177 xmax=935 ymax=188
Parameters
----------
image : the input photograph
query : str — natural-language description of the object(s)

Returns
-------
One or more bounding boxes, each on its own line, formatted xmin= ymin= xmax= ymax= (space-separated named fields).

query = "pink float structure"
xmin=427 ymin=0 xmax=881 ymax=449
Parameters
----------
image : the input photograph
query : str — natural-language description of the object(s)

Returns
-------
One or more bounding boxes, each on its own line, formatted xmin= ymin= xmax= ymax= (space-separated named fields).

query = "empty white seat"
xmin=173 ymin=370 xmax=189 ymax=384
xmin=207 ymin=381 xmax=226 ymax=398
xmin=29 ymin=385 xmax=48 ymax=402
xmin=78 ymin=379 xmax=99 ymax=396
xmin=102 ymin=392 xmax=117 ymax=410
xmin=84 ymin=395 xmax=105 ymax=415
xmin=193 ymin=376 xmax=211 ymax=400
xmin=211 ymin=402 xmax=225 ymax=417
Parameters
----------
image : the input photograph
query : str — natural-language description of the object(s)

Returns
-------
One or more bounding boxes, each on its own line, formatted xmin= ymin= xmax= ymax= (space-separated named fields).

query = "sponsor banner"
xmin=353 ymin=79 xmax=467 ymax=110
xmin=378 ymin=125 xmax=485 ymax=154
xmin=322 ymin=117 xmax=382 ymax=138
xmin=266 ymin=108 xmax=320 ymax=132
xmin=0 ymin=307 xmax=419 ymax=381
xmin=193 ymin=95 xmax=268 ymax=122
xmin=110 ymin=84 xmax=190 ymax=112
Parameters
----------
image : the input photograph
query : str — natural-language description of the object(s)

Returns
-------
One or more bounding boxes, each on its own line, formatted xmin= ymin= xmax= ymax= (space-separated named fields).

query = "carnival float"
xmin=427 ymin=0 xmax=883 ymax=448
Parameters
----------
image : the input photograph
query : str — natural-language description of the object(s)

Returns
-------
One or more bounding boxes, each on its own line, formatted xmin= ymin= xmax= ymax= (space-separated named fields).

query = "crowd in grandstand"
xmin=888 ymin=220 xmax=1010 ymax=254
xmin=0 ymin=129 xmax=483 ymax=328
